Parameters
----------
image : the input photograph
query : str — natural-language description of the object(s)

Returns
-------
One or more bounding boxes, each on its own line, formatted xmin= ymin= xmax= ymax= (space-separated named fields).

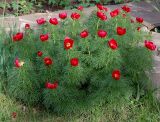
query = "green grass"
xmin=0 ymin=90 xmax=160 ymax=122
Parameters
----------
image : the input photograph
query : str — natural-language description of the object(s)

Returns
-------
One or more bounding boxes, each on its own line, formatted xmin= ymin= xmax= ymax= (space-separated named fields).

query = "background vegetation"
xmin=0 ymin=0 xmax=140 ymax=16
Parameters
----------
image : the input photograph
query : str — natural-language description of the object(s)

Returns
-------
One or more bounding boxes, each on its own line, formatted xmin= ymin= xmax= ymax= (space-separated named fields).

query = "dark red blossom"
xmin=108 ymin=39 xmax=118 ymax=50
xmin=96 ymin=4 xmax=108 ymax=11
xmin=144 ymin=40 xmax=156 ymax=51
xmin=40 ymin=34 xmax=49 ymax=42
xmin=64 ymin=37 xmax=74 ymax=50
xmin=14 ymin=58 xmax=24 ymax=68
xmin=59 ymin=12 xmax=67 ymax=19
xmin=117 ymin=27 xmax=126 ymax=36
xmin=80 ymin=30 xmax=89 ymax=38
xmin=13 ymin=32 xmax=23 ymax=41
xmin=136 ymin=17 xmax=143 ymax=23
xmin=44 ymin=57 xmax=53 ymax=66
xmin=77 ymin=6 xmax=83 ymax=11
xmin=71 ymin=12 xmax=81 ymax=20
xmin=97 ymin=11 xmax=107 ymax=21
xmin=121 ymin=5 xmax=131 ymax=13
xmin=37 ymin=51 xmax=43 ymax=57
xmin=49 ymin=18 xmax=58 ymax=25
xmin=36 ymin=18 xmax=46 ymax=25
xmin=25 ymin=23 xmax=30 ymax=29
xmin=137 ymin=27 xmax=141 ymax=32
xmin=112 ymin=70 xmax=121 ymax=80
xmin=46 ymin=82 xmax=58 ymax=89
xmin=110 ymin=9 xmax=119 ymax=17
xmin=97 ymin=30 xmax=107 ymax=38
xmin=70 ymin=58 xmax=79 ymax=66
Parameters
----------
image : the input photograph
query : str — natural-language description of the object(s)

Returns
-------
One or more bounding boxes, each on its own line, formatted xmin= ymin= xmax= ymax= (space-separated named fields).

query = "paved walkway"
xmin=1 ymin=1 xmax=160 ymax=30
xmin=151 ymin=32 xmax=160 ymax=99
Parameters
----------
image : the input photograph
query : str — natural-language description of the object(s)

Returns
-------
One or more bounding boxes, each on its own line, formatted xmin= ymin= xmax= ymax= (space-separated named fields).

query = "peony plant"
xmin=0 ymin=4 xmax=155 ymax=114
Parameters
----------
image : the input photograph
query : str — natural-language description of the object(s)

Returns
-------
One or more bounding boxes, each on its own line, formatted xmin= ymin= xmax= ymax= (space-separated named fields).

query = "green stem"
xmin=51 ymin=26 xmax=56 ymax=44
xmin=96 ymin=19 xmax=100 ymax=30
xmin=105 ymin=49 xmax=112 ymax=67
xmin=72 ymin=20 xmax=76 ymax=36
xmin=136 ymin=82 xmax=140 ymax=101
xmin=88 ymin=47 xmax=91 ymax=55
xmin=67 ymin=51 xmax=71 ymax=60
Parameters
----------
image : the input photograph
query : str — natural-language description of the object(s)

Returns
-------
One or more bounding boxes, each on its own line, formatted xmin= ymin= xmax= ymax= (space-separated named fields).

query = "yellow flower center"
xmin=66 ymin=43 xmax=71 ymax=47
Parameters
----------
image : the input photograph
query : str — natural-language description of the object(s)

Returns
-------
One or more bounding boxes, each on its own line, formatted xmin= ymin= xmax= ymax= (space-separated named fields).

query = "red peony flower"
xmin=144 ymin=40 xmax=156 ymax=51
xmin=96 ymin=4 xmax=104 ymax=10
xmin=37 ymin=51 xmax=43 ymax=57
xmin=110 ymin=9 xmax=119 ymax=17
xmin=70 ymin=58 xmax=79 ymax=66
xmin=96 ymin=4 xmax=108 ymax=11
xmin=108 ymin=39 xmax=118 ymax=50
xmin=71 ymin=12 xmax=81 ymax=20
xmin=36 ymin=18 xmax=46 ymax=25
xmin=97 ymin=30 xmax=107 ymax=38
xmin=103 ymin=7 xmax=108 ymax=12
xmin=14 ymin=58 xmax=24 ymax=68
xmin=112 ymin=70 xmax=121 ymax=80
xmin=64 ymin=37 xmax=74 ymax=50
xmin=25 ymin=23 xmax=30 ymax=29
xmin=40 ymin=34 xmax=49 ymax=42
xmin=13 ymin=32 xmax=23 ymax=41
xmin=137 ymin=27 xmax=141 ymax=32
xmin=117 ymin=27 xmax=126 ymax=36
xmin=49 ymin=18 xmax=58 ymax=25
xmin=44 ymin=57 xmax=53 ymax=66
xmin=136 ymin=17 xmax=143 ymax=23
xmin=45 ymin=82 xmax=58 ymax=89
xmin=97 ymin=11 xmax=107 ymax=21
xmin=12 ymin=112 xmax=17 ymax=118
xmin=80 ymin=30 xmax=89 ymax=38
xmin=59 ymin=12 xmax=67 ymax=19
xmin=77 ymin=6 xmax=83 ymax=11
xmin=121 ymin=5 xmax=131 ymax=13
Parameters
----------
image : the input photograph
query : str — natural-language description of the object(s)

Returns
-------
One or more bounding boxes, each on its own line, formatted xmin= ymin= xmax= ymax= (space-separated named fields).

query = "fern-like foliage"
xmin=0 ymin=6 xmax=153 ymax=114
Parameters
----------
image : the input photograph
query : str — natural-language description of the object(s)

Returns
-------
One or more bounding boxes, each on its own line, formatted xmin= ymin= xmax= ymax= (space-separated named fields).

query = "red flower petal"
xmin=97 ymin=30 xmax=107 ymax=38
xmin=121 ymin=5 xmax=131 ymax=13
xmin=36 ymin=18 xmax=46 ymax=25
xmin=80 ymin=30 xmax=89 ymax=38
xmin=59 ymin=12 xmax=67 ymax=19
xmin=108 ymin=39 xmax=118 ymax=50
xmin=44 ymin=57 xmax=53 ymax=66
xmin=40 ymin=34 xmax=49 ymax=42
xmin=71 ymin=12 xmax=81 ymax=20
xmin=144 ymin=40 xmax=156 ymax=51
xmin=64 ymin=37 xmax=74 ymax=50
xmin=136 ymin=17 xmax=143 ymax=23
xmin=49 ymin=18 xmax=59 ymax=25
xmin=117 ymin=27 xmax=126 ymax=36
xmin=37 ymin=51 xmax=43 ymax=57
xmin=77 ymin=6 xmax=83 ymax=11
xmin=97 ymin=11 xmax=107 ymax=21
xmin=110 ymin=9 xmax=119 ymax=17
xmin=70 ymin=58 xmax=79 ymax=66
xmin=112 ymin=70 xmax=121 ymax=80
xmin=13 ymin=32 xmax=23 ymax=41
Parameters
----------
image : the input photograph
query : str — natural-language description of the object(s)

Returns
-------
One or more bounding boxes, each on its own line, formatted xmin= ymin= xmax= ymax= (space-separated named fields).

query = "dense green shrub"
xmin=0 ymin=5 xmax=155 ymax=114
